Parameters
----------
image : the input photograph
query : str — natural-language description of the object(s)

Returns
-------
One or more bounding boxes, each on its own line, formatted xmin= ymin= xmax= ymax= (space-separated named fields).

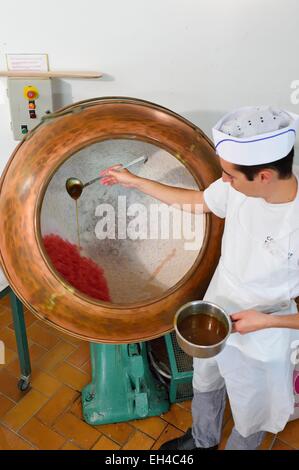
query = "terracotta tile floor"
xmin=0 ymin=295 xmax=298 ymax=450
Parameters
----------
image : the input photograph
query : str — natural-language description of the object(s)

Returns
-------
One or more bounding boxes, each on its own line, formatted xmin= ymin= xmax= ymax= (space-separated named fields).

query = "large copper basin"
xmin=0 ymin=97 xmax=223 ymax=343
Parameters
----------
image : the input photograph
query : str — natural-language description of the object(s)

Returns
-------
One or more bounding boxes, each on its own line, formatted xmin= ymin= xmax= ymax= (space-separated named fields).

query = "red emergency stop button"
xmin=23 ymin=86 xmax=39 ymax=100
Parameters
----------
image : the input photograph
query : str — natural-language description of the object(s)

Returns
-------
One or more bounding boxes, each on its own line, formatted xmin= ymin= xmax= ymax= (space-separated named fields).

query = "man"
xmin=100 ymin=106 xmax=299 ymax=450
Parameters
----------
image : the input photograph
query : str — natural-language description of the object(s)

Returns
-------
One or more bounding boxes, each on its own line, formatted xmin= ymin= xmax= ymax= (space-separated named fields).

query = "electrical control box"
xmin=7 ymin=78 xmax=53 ymax=140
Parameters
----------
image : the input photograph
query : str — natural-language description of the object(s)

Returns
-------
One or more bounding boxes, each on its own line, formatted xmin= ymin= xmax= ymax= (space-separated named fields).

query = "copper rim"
xmin=0 ymin=97 xmax=223 ymax=343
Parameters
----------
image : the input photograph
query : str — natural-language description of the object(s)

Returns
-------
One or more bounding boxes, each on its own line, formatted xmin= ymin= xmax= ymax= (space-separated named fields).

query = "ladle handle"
xmin=83 ymin=155 xmax=147 ymax=188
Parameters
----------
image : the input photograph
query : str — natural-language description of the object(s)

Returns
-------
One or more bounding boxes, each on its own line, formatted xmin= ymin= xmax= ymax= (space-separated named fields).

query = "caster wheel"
xmin=18 ymin=378 xmax=30 ymax=392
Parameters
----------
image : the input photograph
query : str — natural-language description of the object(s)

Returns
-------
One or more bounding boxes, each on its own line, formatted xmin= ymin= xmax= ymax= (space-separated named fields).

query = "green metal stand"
xmin=82 ymin=342 xmax=169 ymax=425
xmin=0 ymin=286 xmax=31 ymax=391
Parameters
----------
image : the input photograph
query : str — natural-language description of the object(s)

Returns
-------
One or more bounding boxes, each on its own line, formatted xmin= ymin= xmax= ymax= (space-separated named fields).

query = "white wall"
xmin=1 ymin=0 xmax=299 ymax=174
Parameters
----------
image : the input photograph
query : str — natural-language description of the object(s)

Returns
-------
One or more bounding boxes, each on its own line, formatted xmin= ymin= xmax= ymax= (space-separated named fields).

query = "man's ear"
xmin=259 ymin=169 xmax=275 ymax=183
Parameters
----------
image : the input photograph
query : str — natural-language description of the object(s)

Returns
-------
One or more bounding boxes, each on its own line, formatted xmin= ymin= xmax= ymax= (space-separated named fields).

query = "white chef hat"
xmin=212 ymin=106 xmax=299 ymax=165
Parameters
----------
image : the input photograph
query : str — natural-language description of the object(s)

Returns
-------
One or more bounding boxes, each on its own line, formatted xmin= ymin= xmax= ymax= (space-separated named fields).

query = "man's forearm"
xmin=133 ymin=177 xmax=205 ymax=213
xmin=267 ymin=313 xmax=299 ymax=329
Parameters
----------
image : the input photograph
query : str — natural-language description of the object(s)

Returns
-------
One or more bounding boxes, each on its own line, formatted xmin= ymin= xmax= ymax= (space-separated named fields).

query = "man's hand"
xmin=100 ymin=165 xmax=139 ymax=188
xmin=231 ymin=310 xmax=271 ymax=334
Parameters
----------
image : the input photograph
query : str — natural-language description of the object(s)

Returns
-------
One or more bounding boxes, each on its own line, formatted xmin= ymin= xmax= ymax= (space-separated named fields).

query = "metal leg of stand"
xmin=8 ymin=289 xmax=31 ymax=391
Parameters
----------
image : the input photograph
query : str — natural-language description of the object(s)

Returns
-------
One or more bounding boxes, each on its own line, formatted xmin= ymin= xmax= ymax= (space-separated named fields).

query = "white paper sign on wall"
xmin=6 ymin=54 xmax=49 ymax=72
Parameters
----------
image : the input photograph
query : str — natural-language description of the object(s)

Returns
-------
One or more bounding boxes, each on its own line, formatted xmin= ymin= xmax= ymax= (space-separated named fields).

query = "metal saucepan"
xmin=174 ymin=300 xmax=232 ymax=358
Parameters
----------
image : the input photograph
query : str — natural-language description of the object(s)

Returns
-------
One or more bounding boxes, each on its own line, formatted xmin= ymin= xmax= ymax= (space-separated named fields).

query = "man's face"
xmin=219 ymin=158 xmax=265 ymax=197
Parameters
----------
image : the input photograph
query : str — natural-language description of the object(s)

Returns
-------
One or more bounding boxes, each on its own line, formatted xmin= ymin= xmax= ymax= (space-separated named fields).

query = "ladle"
xmin=66 ymin=155 xmax=148 ymax=199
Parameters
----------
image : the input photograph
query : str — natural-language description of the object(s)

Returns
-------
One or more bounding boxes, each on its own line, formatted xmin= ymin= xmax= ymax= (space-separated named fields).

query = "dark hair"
xmin=235 ymin=147 xmax=294 ymax=181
